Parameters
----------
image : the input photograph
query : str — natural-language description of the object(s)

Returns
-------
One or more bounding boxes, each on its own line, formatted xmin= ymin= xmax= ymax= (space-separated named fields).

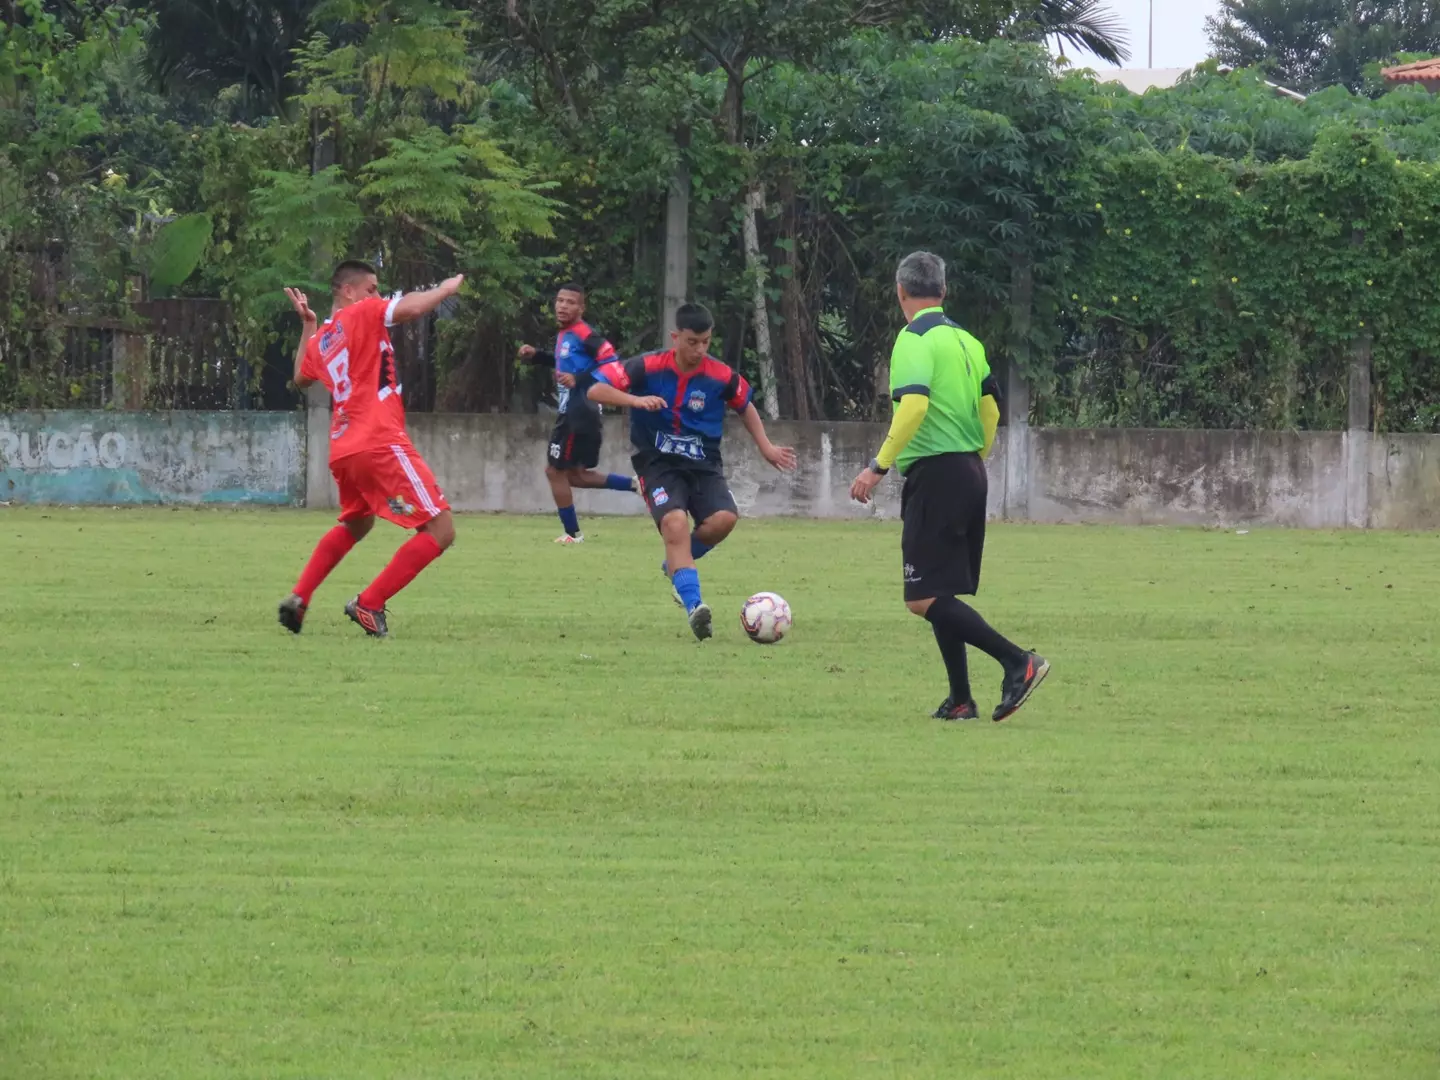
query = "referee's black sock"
xmin=930 ymin=623 xmax=972 ymax=703
xmin=925 ymin=595 xmax=1026 ymax=669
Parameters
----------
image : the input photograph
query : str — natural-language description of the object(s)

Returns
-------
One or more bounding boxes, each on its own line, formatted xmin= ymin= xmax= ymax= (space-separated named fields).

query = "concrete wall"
xmin=7 ymin=406 xmax=1440 ymax=530
xmin=314 ymin=412 xmax=1440 ymax=530
xmin=1021 ymin=428 xmax=1350 ymax=528
xmin=306 ymin=414 xmax=908 ymax=519
xmin=0 ymin=411 xmax=304 ymax=506
xmin=392 ymin=414 xmax=913 ymax=520
xmin=1368 ymin=434 xmax=1440 ymax=530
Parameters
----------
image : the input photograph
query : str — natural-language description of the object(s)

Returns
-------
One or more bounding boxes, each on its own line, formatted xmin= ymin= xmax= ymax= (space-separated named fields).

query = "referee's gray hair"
xmin=896 ymin=251 xmax=946 ymax=299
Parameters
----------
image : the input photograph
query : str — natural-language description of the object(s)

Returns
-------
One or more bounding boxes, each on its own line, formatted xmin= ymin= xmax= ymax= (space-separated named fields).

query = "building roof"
xmin=1381 ymin=58 xmax=1440 ymax=83
xmin=1097 ymin=68 xmax=1189 ymax=94
xmin=1092 ymin=66 xmax=1306 ymax=102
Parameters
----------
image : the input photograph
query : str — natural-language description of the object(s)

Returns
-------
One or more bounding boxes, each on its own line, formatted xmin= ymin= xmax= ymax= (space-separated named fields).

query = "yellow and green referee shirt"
xmin=887 ymin=307 xmax=999 ymax=474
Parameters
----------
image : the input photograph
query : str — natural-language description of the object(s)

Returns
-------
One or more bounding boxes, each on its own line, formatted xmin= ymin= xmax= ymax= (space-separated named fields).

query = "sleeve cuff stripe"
xmin=384 ymin=295 xmax=402 ymax=327
xmin=891 ymin=384 xmax=930 ymax=401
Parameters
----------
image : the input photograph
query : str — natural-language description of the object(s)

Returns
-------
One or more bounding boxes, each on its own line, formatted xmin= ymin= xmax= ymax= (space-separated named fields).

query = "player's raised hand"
xmin=284 ymin=287 xmax=316 ymax=325
xmin=631 ymin=395 xmax=667 ymax=411
xmin=764 ymin=444 xmax=798 ymax=472
xmin=440 ymin=274 xmax=465 ymax=295
xmin=518 ymin=344 xmax=536 ymax=360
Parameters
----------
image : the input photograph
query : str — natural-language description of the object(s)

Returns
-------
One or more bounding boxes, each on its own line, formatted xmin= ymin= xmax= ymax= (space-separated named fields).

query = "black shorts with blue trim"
xmin=632 ymin=449 xmax=737 ymax=528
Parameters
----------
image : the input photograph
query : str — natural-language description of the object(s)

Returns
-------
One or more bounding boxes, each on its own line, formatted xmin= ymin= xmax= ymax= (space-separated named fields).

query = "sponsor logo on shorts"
xmin=651 ymin=486 xmax=669 ymax=506
xmin=388 ymin=496 xmax=416 ymax=517
xmin=686 ymin=390 xmax=707 ymax=412
xmin=903 ymin=563 xmax=920 ymax=583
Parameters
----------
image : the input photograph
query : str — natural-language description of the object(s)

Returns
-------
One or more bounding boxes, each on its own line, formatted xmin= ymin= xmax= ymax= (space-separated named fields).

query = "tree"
xmin=143 ymin=0 xmax=321 ymax=118
xmin=1028 ymin=0 xmax=1132 ymax=64
xmin=0 ymin=0 xmax=175 ymax=407
xmin=1206 ymin=0 xmax=1440 ymax=93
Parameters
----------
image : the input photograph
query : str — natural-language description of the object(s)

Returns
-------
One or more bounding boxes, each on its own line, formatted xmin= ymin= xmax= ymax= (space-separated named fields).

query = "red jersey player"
xmin=277 ymin=260 xmax=463 ymax=638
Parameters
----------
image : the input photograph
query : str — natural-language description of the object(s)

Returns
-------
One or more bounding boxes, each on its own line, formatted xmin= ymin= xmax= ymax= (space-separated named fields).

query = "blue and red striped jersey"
xmin=594 ymin=350 xmax=753 ymax=464
xmin=554 ymin=319 xmax=616 ymax=415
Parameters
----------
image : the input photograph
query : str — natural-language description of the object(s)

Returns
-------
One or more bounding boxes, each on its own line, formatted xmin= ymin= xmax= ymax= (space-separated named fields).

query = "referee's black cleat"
xmin=344 ymin=596 xmax=389 ymax=639
xmin=933 ymin=698 xmax=979 ymax=721
xmin=277 ymin=594 xmax=307 ymax=634
xmin=993 ymin=652 xmax=1050 ymax=722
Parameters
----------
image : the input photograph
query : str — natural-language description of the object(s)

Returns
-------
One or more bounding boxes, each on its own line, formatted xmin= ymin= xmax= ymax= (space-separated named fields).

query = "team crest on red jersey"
xmin=319 ymin=323 xmax=345 ymax=356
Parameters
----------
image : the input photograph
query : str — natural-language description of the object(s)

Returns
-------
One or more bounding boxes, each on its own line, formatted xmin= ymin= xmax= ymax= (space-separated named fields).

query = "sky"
xmin=1063 ymin=0 xmax=1225 ymax=71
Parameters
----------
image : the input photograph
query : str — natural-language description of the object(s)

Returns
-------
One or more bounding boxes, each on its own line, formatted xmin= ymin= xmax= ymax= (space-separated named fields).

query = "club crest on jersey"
xmin=686 ymin=390 xmax=707 ymax=412
xmin=388 ymin=495 xmax=416 ymax=517
xmin=651 ymin=486 xmax=669 ymax=506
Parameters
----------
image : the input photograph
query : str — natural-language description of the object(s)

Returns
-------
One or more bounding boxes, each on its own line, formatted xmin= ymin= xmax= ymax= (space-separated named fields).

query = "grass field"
xmin=3 ymin=507 xmax=1439 ymax=1079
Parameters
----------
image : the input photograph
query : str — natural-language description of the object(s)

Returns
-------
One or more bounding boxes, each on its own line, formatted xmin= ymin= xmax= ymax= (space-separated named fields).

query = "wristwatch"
xmin=868 ymin=457 xmax=889 ymax=476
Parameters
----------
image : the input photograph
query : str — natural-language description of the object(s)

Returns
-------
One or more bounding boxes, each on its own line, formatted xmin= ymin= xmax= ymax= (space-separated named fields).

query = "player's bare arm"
xmin=390 ymin=275 xmax=465 ymax=325
xmin=285 ymin=287 xmax=319 ymax=389
xmin=588 ymin=382 xmax=665 ymax=411
xmin=738 ymin=402 xmax=797 ymax=471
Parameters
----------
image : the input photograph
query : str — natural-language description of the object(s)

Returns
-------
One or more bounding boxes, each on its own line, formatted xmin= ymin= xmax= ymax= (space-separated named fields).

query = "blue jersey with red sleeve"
xmin=594 ymin=350 xmax=753 ymax=465
xmin=554 ymin=319 xmax=616 ymax=416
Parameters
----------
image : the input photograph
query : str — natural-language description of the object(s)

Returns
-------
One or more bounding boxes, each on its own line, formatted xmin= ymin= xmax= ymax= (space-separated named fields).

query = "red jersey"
xmin=301 ymin=295 xmax=407 ymax=461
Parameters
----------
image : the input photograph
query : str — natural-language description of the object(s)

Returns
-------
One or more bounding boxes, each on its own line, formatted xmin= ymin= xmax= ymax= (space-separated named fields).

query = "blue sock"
xmin=604 ymin=473 xmax=634 ymax=492
xmin=672 ymin=567 xmax=702 ymax=613
xmin=690 ymin=535 xmax=713 ymax=561
xmin=557 ymin=504 xmax=580 ymax=537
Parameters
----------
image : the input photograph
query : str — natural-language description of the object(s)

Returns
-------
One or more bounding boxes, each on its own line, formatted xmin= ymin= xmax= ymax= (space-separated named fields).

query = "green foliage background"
xmin=5 ymin=1 xmax=1440 ymax=429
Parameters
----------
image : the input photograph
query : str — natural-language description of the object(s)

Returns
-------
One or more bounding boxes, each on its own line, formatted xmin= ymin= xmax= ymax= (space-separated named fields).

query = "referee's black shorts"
xmin=900 ymin=451 xmax=988 ymax=602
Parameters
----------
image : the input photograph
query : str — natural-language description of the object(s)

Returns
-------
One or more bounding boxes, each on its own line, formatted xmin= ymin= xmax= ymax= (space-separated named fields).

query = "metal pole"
xmin=1148 ymin=0 xmax=1154 ymax=68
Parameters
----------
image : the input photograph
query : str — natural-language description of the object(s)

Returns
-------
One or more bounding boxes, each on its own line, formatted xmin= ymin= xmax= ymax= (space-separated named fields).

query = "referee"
xmin=850 ymin=251 xmax=1049 ymax=722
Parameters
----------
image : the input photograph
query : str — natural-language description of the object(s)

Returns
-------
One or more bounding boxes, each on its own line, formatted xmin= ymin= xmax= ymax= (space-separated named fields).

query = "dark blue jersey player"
xmin=519 ymin=282 xmax=637 ymax=544
xmin=589 ymin=303 xmax=796 ymax=640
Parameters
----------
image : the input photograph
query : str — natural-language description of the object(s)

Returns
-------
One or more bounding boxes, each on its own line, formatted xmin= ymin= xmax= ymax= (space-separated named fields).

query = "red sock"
xmin=359 ymin=532 xmax=444 ymax=609
xmin=294 ymin=525 xmax=358 ymax=605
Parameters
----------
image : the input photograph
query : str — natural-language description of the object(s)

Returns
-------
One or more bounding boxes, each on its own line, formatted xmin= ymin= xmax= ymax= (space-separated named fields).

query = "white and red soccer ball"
xmin=741 ymin=591 xmax=792 ymax=644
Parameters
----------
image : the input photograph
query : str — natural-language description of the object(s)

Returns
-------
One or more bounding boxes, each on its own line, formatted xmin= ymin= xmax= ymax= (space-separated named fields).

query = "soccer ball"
xmin=741 ymin=591 xmax=792 ymax=644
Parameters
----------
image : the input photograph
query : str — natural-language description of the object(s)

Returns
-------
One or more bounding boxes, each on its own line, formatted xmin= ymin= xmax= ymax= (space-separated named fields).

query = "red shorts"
xmin=331 ymin=442 xmax=450 ymax=529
